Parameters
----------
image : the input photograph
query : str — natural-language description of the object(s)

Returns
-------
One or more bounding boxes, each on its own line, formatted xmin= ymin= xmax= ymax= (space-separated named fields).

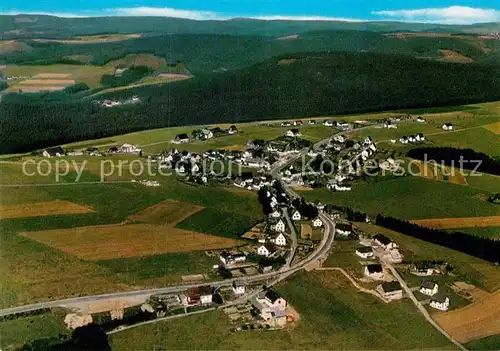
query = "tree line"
xmin=407 ymin=147 xmax=500 ymax=175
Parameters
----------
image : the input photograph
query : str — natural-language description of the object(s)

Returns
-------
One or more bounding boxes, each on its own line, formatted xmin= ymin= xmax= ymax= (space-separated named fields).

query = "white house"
xmin=365 ymin=264 xmax=384 ymax=280
xmin=399 ymin=136 xmax=409 ymax=144
xmin=430 ymin=295 xmax=450 ymax=311
xmin=273 ymin=233 xmax=287 ymax=246
xmin=442 ymin=123 xmax=453 ymax=131
xmin=312 ymin=217 xmax=323 ymax=228
xmin=172 ymin=133 xmax=190 ymax=144
xmin=219 ymin=252 xmax=246 ymax=266
xmin=286 ymin=129 xmax=301 ymax=137
xmin=119 ymin=143 xmax=141 ymax=154
xmin=377 ymin=282 xmax=403 ymax=300
xmin=374 ymin=234 xmax=398 ymax=250
xmin=201 ymin=128 xmax=214 ymax=140
xmin=363 ymin=136 xmax=373 ymax=145
xmin=328 ymin=183 xmax=352 ymax=192
xmin=42 ymin=146 xmax=64 ymax=158
xmin=199 ymin=286 xmax=213 ymax=305
xmin=257 ymin=244 xmax=276 ymax=257
xmin=291 ymin=210 xmax=302 ymax=221
xmin=271 ymin=219 xmax=286 ymax=232
xmin=228 ymin=125 xmax=238 ymax=135
xmin=232 ymin=281 xmax=246 ymax=295
xmin=416 ymin=116 xmax=426 ymax=123
xmin=335 ymin=223 xmax=352 ymax=236
xmin=419 ymin=281 xmax=439 ymax=296
xmin=416 ymin=133 xmax=425 ymax=142
xmin=355 ymin=246 xmax=374 ymax=259
xmin=270 ymin=210 xmax=281 ymax=218
xmin=323 ymin=120 xmax=334 ymax=127
xmin=411 ymin=263 xmax=436 ymax=276
xmin=256 ymin=289 xmax=287 ymax=309
xmin=252 ymin=289 xmax=287 ymax=321
xmin=333 ymin=135 xmax=345 ymax=143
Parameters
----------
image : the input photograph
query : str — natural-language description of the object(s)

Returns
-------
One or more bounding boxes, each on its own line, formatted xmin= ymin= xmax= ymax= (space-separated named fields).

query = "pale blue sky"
xmin=1 ymin=0 xmax=500 ymax=24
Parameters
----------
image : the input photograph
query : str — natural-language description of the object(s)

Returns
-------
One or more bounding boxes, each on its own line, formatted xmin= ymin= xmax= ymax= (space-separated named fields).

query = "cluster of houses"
xmin=398 ymin=133 xmax=425 ymax=144
xmin=419 ymin=281 xmax=450 ymax=311
xmin=100 ymin=96 xmax=140 ymax=108
xmin=172 ymin=125 xmax=238 ymax=144
xmin=42 ymin=143 xmax=144 ymax=158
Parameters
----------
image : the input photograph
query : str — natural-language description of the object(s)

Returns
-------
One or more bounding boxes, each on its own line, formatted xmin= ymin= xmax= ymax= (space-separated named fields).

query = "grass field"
xmin=445 ymin=227 xmax=500 ymax=239
xmin=465 ymin=334 xmax=500 ymax=350
xmin=356 ymin=222 xmax=500 ymax=292
xmin=109 ymin=271 xmax=454 ymax=350
xmin=96 ymin=251 xmax=220 ymax=286
xmin=21 ymin=223 xmax=244 ymax=261
xmin=300 ymin=176 xmax=499 ymax=220
xmin=0 ymin=311 xmax=70 ymax=350
xmin=176 ymin=208 xmax=259 ymax=238
xmin=0 ymin=200 xmax=93 ymax=219
xmin=467 ymin=173 xmax=500 ymax=193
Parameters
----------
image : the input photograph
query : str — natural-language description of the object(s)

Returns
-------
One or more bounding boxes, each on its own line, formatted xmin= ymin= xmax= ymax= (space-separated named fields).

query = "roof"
xmin=265 ymin=289 xmax=282 ymax=303
xmin=366 ymin=264 xmax=383 ymax=273
xmin=380 ymin=281 xmax=402 ymax=293
xmin=421 ymin=281 xmax=437 ymax=289
xmin=291 ymin=128 xmax=299 ymax=133
xmin=356 ymin=246 xmax=373 ymax=253
xmin=336 ymin=223 xmax=352 ymax=231
xmin=45 ymin=146 xmax=64 ymax=154
xmin=232 ymin=280 xmax=245 ymax=288
xmin=374 ymin=234 xmax=392 ymax=245
xmin=175 ymin=133 xmax=189 ymax=139
xmin=198 ymin=285 xmax=212 ymax=296
xmin=431 ymin=294 xmax=448 ymax=303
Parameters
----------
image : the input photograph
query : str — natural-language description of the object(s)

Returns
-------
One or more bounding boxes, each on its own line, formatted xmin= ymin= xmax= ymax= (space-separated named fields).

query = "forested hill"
xmin=1 ymin=15 xmax=499 ymax=39
xmin=2 ymin=52 xmax=500 ymax=154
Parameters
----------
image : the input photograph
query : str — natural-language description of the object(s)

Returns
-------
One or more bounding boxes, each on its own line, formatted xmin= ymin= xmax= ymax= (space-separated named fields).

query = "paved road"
xmin=282 ymin=207 xmax=298 ymax=268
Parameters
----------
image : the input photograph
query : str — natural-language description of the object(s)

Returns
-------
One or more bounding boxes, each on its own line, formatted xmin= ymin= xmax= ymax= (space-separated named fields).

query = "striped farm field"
xmin=21 ymin=223 xmax=243 ymax=261
xmin=0 ymin=200 xmax=93 ymax=219
xmin=411 ymin=216 xmax=500 ymax=229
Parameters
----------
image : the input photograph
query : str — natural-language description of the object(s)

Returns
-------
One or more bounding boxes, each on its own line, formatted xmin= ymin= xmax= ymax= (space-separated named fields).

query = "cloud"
xmin=108 ymin=6 xmax=222 ymax=20
xmin=372 ymin=6 xmax=500 ymax=24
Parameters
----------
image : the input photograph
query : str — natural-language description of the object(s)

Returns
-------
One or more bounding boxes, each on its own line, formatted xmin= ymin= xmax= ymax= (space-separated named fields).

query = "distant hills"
xmin=1 ymin=14 xmax=499 ymax=39
xmin=2 ymin=52 xmax=500 ymax=153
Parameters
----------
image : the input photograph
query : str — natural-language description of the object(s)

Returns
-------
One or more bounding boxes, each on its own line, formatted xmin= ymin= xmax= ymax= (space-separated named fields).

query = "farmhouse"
xmin=119 ymin=143 xmax=141 ymax=154
xmin=364 ymin=264 xmax=384 ymax=280
xmin=257 ymin=244 xmax=276 ymax=257
xmin=292 ymin=120 xmax=303 ymax=126
xmin=410 ymin=262 xmax=437 ymax=276
xmin=232 ymin=281 xmax=246 ymax=295
xmin=420 ymin=281 xmax=439 ymax=296
xmin=355 ymin=246 xmax=374 ymax=259
xmin=308 ymin=120 xmax=316 ymax=125
xmin=429 ymin=295 xmax=450 ymax=311
xmin=42 ymin=146 xmax=64 ymax=158
xmin=172 ymin=133 xmax=190 ymax=144
xmin=442 ymin=123 xmax=453 ymax=131
xmin=374 ymin=234 xmax=398 ymax=250
xmin=312 ymin=217 xmax=323 ymax=228
xmin=252 ymin=289 xmax=287 ymax=321
xmin=384 ymin=121 xmax=397 ymax=129
xmin=377 ymin=282 xmax=403 ymax=300
xmin=228 ymin=125 xmax=238 ymax=135
xmin=399 ymin=136 xmax=409 ymax=144
xmin=201 ymin=128 xmax=214 ymax=140
xmin=416 ymin=116 xmax=426 ymax=123
xmin=323 ymin=120 xmax=334 ymax=127
xmin=291 ymin=210 xmax=302 ymax=221
xmin=219 ymin=251 xmax=246 ymax=266
xmin=199 ymin=286 xmax=213 ymax=305
xmin=273 ymin=233 xmax=287 ymax=246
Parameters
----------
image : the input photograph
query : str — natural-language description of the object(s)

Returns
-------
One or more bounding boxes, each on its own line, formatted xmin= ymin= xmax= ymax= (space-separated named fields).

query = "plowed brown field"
xmin=434 ymin=290 xmax=500 ymax=343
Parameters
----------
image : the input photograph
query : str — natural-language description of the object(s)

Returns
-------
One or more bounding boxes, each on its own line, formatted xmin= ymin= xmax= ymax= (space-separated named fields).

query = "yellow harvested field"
xmin=223 ymin=145 xmax=247 ymax=151
xmin=34 ymin=73 xmax=72 ymax=79
xmin=415 ymin=161 xmax=467 ymax=185
xmin=483 ymin=121 xmax=500 ymax=134
xmin=300 ymin=223 xmax=313 ymax=239
xmin=0 ymin=200 xmax=93 ymax=219
xmin=128 ymin=199 xmax=203 ymax=226
xmin=21 ymin=223 xmax=243 ymax=261
xmin=411 ymin=216 xmax=500 ymax=229
xmin=19 ymin=79 xmax=76 ymax=85
xmin=434 ymin=290 xmax=500 ymax=343
xmin=292 ymin=186 xmax=314 ymax=191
